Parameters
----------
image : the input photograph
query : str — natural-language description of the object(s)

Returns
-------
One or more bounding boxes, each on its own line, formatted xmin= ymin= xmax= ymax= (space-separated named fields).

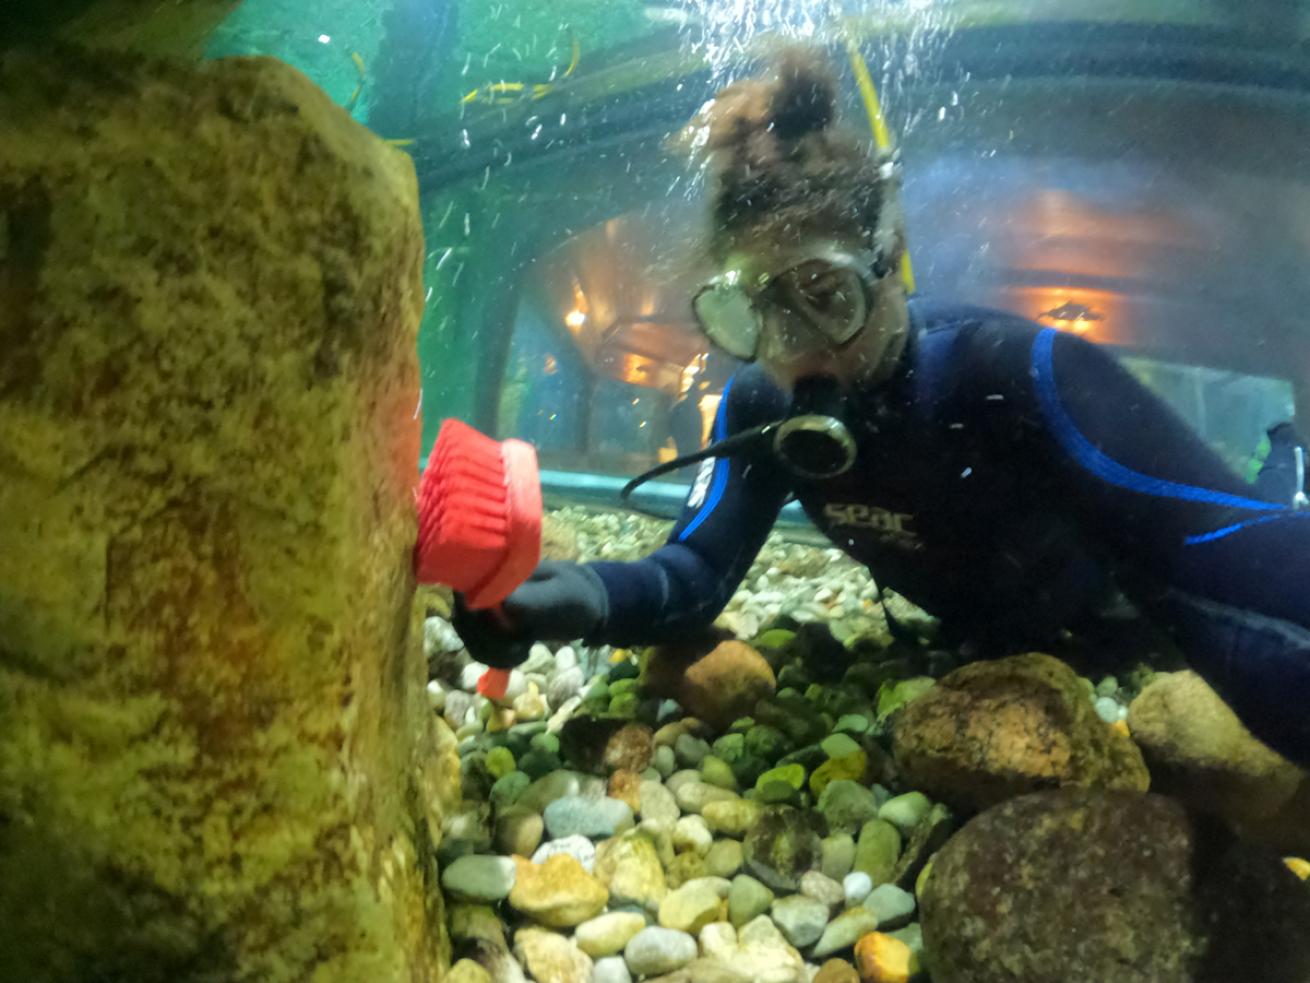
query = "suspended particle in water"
xmin=437 ymin=200 xmax=455 ymax=229
xmin=462 ymin=52 xmax=471 ymax=76
xmin=464 ymin=212 xmax=471 ymax=236
xmin=938 ymin=107 xmax=946 ymax=121
xmin=452 ymin=262 xmax=465 ymax=287
xmin=560 ymin=112 xmax=567 ymax=126
xmin=461 ymin=129 xmax=471 ymax=149
xmin=530 ymin=124 xmax=543 ymax=141
xmin=435 ymin=247 xmax=453 ymax=272
xmin=480 ymin=165 xmax=491 ymax=190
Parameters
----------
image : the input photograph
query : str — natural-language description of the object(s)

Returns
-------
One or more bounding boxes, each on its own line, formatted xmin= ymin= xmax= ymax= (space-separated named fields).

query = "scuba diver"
xmin=456 ymin=47 xmax=1310 ymax=767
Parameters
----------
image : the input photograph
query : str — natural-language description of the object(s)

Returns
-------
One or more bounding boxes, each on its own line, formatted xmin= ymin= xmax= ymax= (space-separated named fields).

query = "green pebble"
xmin=879 ymin=791 xmax=932 ymax=834
xmin=608 ymin=692 xmax=640 ymax=718
xmin=609 ymin=678 xmax=640 ymax=698
xmin=834 ymin=713 xmax=871 ymax=735
xmin=700 ymin=755 xmax=739 ymax=790
xmin=728 ymin=717 xmax=756 ymax=733
xmin=489 ymin=770 xmax=530 ymax=810
xmin=755 ymin=763 xmax=806 ymax=792
xmin=729 ymin=753 xmax=769 ymax=788
xmin=753 ymin=628 xmax=797 ymax=651
xmin=803 ymin=683 xmax=826 ymax=703
xmin=744 ymin=725 xmax=792 ymax=761
xmin=518 ymin=749 xmax=562 ymax=780
xmin=756 ymin=780 xmax=801 ymax=805
xmin=776 ymin=664 xmax=811 ymax=690
xmin=607 ymin=659 xmax=640 ymax=682
xmin=529 ymin=732 xmax=560 ymax=755
xmin=585 ymin=681 xmax=611 ymax=702
xmin=712 ymin=733 xmax=746 ymax=764
xmin=485 ymin=747 xmax=516 ymax=779
xmin=820 ymin=733 xmax=862 ymax=760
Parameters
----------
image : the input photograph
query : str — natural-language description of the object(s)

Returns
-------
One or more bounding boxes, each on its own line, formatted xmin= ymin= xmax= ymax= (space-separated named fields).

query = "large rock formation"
xmin=892 ymin=653 xmax=1148 ymax=813
xmin=0 ymin=48 xmax=456 ymax=982
xmin=1129 ymin=670 xmax=1310 ymax=855
xmin=921 ymin=789 xmax=1310 ymax=983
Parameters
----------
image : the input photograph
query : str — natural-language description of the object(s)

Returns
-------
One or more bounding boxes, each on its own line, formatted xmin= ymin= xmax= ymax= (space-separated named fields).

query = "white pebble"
xmin=843 ymin=871 xmax=873 ymax=905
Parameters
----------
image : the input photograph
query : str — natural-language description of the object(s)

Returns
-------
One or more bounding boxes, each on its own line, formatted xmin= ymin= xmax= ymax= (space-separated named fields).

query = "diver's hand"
xmin=452 ymin=561 xmax=608 ymax=668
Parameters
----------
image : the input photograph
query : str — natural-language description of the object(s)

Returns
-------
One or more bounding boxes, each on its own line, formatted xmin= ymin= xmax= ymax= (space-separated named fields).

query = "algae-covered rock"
xmin=742 ymin=806 xmax=825 ymax=892
xmin=1129 ymin=670 xmax=1310 ymax=854
xmin=920 ymin=789 xmax=1310 ymax=983
xmin=0 ymin=48 xmax=442 ymax=983
xmin=892 ymin=653 xmax=1149 ymax=813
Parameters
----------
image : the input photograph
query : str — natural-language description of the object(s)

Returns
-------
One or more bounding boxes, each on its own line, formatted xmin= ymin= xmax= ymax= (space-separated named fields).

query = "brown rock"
xmin=814 ymin=957 xmax=861 ymax=983
xmin=1129 ymin=670 xmax=1310 ymax=854
xmin=646 ymin=639 xmax=777 ymax=730
xmin=892 ymin=653 xmax=1149 ymax=813
xmin=508 ymin=855 xmax=608 ymax=928
xmin=921 ymin=788 xmax=1310 ymax=983
xmin=608 ymin=769 xmax=643 ymax=814
xmin=603 ymin=723 xmax=655 ymax=773
xmin=0 ymin=48 xmax=443 ymax=983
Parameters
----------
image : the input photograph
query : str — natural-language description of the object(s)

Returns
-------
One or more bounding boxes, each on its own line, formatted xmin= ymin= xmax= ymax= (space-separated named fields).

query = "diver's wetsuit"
xmin=586 ymin=298 xmax=1310 ymax=764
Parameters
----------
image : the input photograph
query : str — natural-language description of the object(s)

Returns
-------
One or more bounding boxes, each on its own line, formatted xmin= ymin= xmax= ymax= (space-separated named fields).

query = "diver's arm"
xmin=585 ymin=366 xmax=791 ymax=646
xmin=1009 ymin=324 xmax=1310 ymax=762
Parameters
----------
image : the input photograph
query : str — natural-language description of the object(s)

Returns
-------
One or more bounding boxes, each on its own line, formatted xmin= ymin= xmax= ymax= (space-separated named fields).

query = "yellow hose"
xmin=842 ymin=32 xmax=916 ymax=294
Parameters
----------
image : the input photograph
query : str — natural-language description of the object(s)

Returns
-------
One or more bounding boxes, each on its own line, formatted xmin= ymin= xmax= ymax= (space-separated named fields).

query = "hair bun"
xmin=768 ymin=47 xmax=837 ymax=140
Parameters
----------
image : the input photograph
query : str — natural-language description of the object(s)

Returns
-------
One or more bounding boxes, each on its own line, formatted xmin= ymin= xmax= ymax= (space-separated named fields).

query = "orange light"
xmin=565 ymin=309 xmax=587 ymax=329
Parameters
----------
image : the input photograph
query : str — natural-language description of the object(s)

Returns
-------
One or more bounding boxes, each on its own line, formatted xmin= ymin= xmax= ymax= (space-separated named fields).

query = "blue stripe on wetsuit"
xmin=1030 ymin=328 xmax=1302 ymax=546
xmin=678 ymin=374 xmax=735 ymax=542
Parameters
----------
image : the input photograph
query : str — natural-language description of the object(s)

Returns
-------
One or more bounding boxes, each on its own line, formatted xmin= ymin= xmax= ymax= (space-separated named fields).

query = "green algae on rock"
xmin=892 ymin=653 xmax=1149 ymax=813
xmin=921 ymin=789 xmax=1310 ymax=983
xmin=0 ymin=48 xmax=447 ymax=982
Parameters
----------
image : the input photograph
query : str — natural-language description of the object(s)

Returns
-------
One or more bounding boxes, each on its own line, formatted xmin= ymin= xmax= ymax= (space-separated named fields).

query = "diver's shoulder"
xmin=908 ymin=295 xmax=1041 ymax=338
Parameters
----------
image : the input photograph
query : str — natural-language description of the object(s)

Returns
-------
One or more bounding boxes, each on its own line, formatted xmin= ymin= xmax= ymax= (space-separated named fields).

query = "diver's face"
xmin=744 ymin=237 xmax=910 ymax=390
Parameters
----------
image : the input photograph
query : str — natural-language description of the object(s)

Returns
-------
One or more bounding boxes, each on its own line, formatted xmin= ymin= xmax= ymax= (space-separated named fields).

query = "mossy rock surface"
xmin=921 ymin=789 xmax=1310 ymax=983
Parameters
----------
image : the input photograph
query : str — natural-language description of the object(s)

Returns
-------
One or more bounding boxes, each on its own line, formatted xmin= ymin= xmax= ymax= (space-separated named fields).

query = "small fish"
xmin=461 ymin=30 xmax=580 ymax=107
xmin=345 ymin=51 xmax=367 ymax=111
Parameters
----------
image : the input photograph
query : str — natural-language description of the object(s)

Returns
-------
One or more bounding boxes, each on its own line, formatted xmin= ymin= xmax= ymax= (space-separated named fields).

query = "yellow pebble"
xmin=854 ymin=932 xmax=914 ymax=983
xmin=486 ymin=705 xmax=516 ymax=733
xmin=1285 ymin=857 xmax=1310 ymax=881
xmin=1109 ymin=718 xmax=1130 ymax=738
xmin=810 ymin=750 xmax=869 ymax=797
xmin=914 ymin=859 xmax=933 ymax=900
xmin=609 ymin=648 xmax=631 ymax=664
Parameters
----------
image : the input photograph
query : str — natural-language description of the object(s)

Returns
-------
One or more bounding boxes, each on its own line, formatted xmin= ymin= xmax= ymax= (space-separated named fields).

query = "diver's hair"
xmin=679 ymin=45 xmax=902 ymax=264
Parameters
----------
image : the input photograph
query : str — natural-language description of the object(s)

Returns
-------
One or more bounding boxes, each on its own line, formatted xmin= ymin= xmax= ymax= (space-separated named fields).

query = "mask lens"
xmin=693 ymin=282 xmax=760 ymax=359
xmin=779 ymin=261 xmax=868 ymax=344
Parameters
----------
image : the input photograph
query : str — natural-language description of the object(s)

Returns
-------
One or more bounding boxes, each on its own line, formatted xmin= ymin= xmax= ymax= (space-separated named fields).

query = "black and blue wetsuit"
xmin=586 ymin=298 xmax=1310 ymax=765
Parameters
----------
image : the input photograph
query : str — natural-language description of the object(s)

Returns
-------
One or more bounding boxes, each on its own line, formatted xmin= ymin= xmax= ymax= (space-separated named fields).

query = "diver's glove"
xmin=452 ymin=560 xmax=609 ymax=669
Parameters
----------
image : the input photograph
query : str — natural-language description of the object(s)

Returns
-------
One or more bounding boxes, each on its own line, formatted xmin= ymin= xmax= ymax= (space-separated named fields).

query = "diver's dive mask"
xmin=692 ymin=247 xmax=896 ymax=362
xmin=621 ymin=375 xmax=856 ymax=501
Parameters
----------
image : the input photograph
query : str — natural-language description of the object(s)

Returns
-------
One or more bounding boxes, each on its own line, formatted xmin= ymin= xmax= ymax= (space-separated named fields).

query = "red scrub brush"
xmin=415 ymin=418 xmax=543 ymax=700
